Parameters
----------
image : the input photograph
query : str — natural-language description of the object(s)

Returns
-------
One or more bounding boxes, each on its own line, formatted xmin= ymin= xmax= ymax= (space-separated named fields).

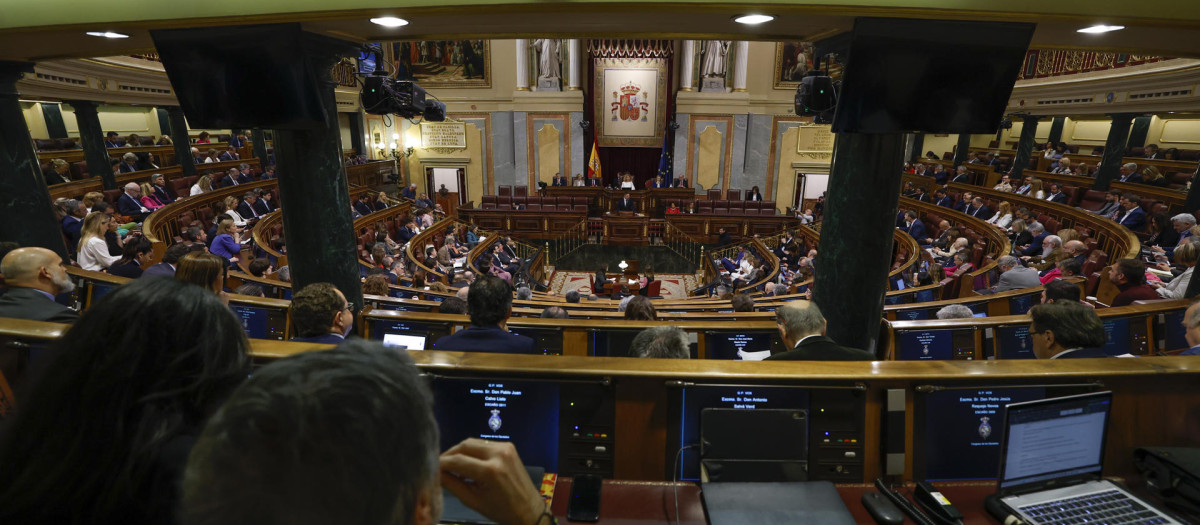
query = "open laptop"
xmin=995 ymin=391 xmax=1182 ymax=524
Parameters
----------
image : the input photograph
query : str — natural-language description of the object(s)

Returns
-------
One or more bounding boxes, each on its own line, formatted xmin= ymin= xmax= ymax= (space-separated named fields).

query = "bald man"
xmin=765 ymin=301 xmax=875 ymax=361
xmin=0 ymin=247 xmax=79 ymax=323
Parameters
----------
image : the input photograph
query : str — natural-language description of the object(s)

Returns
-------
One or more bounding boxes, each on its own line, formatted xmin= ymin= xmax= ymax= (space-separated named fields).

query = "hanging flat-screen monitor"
xmin=151 ymin=24 xmax=355 ymax=130
xmin=831 ymin=18 xmax=1035 ymax=134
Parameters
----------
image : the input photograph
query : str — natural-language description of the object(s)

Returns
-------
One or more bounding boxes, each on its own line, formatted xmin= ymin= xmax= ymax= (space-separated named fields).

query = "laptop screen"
xmin=998 ymin=391 xmax=1112 ymax=490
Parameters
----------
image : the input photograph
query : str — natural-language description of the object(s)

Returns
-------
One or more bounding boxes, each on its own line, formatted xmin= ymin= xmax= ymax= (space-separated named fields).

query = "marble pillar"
xmin=1010 ymin=116 xmax=1041 ymax=180
xmin=815 ymin=132 xmax=906 ymax=353
xmin=166 ymin=106 xmax=196 ymax=178
xmin=952 ymin=133 xmax=971 ymax=167
xmin=515 ymin=39 xmax=531 ymax=91
xmin=0 ymin=61 xmax=68 ymax=258
xmin=680 ymin=41 xmax=695 ymax=91
xmin=732 ymin=41 xmax=749 ymax=92
xmin=1093 ymin=114 xmax=1134 ymax=191
xmin=272 ymin=53 xmax=363 ymax=315
xmin=567 ymin=39 xmax=581 ymax=91
xmin=66 ymin=99 xmax=118 ymax=190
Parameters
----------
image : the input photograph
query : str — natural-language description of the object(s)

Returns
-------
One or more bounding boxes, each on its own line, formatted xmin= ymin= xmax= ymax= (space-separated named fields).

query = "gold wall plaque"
xmin=420 ymin=122 xmax=467 ymax=149
xmin=796 ymin=124 xmax=834 ymax=156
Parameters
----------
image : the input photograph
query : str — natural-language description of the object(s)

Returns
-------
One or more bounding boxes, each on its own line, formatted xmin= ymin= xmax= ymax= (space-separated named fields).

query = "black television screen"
xmin=507 ymin=326 xmax=564 ymax=355
xmin=370 ymin=319 xmax=452 ymax=348
xmin=590 ymin=329 xmax=641 ymax=357
xmin=151 ymin=24 xmax=354 ymax=130
xmin=994 ymin=325 xmax=1036 ymax=359
xmin=918 ymin=387 xmax=1045 ymax=480
xmin=896 ymin=329 xmax=975 ymax=360
xmin=896 ymin=309 xmax=930 ymax=321
xmin=357 ymin=50 xmax=377 ymax=75
xmin=431 ymin=378 xmax=561 ymax=471
xmin=1008 ymin=294 xmax=1036 ymax=315
xmin=673 ymin=385 xmax=810 ymax=481
xmin=703 ymin=331 xmax=783 ymax=360
xmin=229 ymin=304 xmax=289 ymax=340
xmin=831 ymin=18 xmax=1035 ymax=134
xmin=1162 ymin=310 xmax=1189 ymax=352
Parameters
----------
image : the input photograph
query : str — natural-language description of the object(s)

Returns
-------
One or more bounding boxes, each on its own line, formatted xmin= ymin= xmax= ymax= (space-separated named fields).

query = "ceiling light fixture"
xmin=86 ymin=31 xmax=129 ymax=39
xmin=733 ymin=14 xmax=775 ymax=25
xmin=370 ymin=16 xmax=409 ymax=28
xmin=1077 ymin=24 xmax=1124 ymax=34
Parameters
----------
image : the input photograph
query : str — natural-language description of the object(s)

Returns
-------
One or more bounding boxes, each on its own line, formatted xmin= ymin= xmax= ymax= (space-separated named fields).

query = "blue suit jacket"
xmin=289 ymin=334 xmax=346 ymax=345
xmin=1047 ymin=192 xmax=1069 ymax=204
xmin=117 ymin=193 xmax=146 ymax=218
xmin=1022 ymin=232 xmax=1049 ymax=256
xmin=1118 ymin=207 xmax=1147 ymax=231
xmin=1182 ymin=345 xmax=1200 ymax=356
xmin=935 ymin=196 xmax=954 ymax=208
xmin=433 ymin=325 xmax=536 ymax=354
xmin=907 ymin=219 xmax=926 ymax=242
xmin=142 ymin=262 xmax=176 ymax=278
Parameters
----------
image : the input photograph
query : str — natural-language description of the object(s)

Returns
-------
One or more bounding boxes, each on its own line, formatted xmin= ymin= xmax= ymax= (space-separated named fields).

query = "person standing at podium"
xmin=617 ymin=193 xmax=636 ymax=212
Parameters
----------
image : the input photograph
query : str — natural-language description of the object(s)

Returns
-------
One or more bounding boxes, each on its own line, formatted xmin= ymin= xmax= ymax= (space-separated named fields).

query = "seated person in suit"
xmin=552 ymin=172 xmax=567 ymax=186
xmin=116 ymin=182 xmax=151 ymax=221
xmin=1028 ymin=302 xmax=1113 ymax=358
xmin=0 ymin=247 xmax=80 ymax=323
xmin=179 ymin=341 xmax=548 ymax=525
xmin=217 ymin=146 xmax=239 ymax=162
xmin=116 ymin=152 xmax=139 ymax=174
xmin=143 ymin=242 xmax=191 ymax=278
xmin=149 ymin=173 xmax=175 ymax=204
xmin=765 ymin=301 xmax=874 ymax=361
xmin=103 ymin=131 xmax=121 ymax=148
xmin=414 ymin=193 xmax=435 ymax=210
xmin=289 ymin=282 xmax=354 ymax=345
xmin=616 ymin=192 xmax=636 ymax=212
xmin=434 ymin=275 xmax=536 ymax=354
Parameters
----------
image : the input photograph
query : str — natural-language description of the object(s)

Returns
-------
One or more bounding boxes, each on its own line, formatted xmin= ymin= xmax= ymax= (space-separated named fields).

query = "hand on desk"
xmin=440 ymin=438 xmax=547 ymax=525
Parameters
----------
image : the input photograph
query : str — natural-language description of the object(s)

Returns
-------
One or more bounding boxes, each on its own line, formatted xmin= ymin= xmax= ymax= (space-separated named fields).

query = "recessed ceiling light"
xmin=734 ymin=14 xmax=775 ymax=25
xmin=370 ymin=16 xmax=409 ymax=28
xmin=86 ymin=31 xmax=129 ymax=39
xmin=1077 ymin=25 xmax=1124 ymax=34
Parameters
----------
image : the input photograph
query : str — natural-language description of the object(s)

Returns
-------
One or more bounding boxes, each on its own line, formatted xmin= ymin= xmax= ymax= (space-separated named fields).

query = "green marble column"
xmin=1047 ymin=117 xmax=1065 ymax=145
xmin=910 ymin=133 xmax=925 ymax=162
xmin=1010 ymin=115 xmax=1041 ymax=180
xmin=347 ymin=111 xmax=365 ymax=157
xmin=1093 ymin=114 xmax=1134 ymax=191
xmin=815 ymin=132 xmax=906 ymax=354
xmin=952 ymin=133 xmax=971 ymax=167
xmin=273 ymin=52 xmax=363 ymax=314
xmin=41 ymin=103 xmax=68 ymax=139
xmin=65 ymin=100 xmax=117 ymax=190
xmin=0 ymin=61 xmax=68 ymax=258
xmin=1127 ymin=116 xmax=1152 ymax=149
xmin=251 ymin=128 xmax=269 ymax=165
xmin=166 ymin=106 xmax=196 ymax=178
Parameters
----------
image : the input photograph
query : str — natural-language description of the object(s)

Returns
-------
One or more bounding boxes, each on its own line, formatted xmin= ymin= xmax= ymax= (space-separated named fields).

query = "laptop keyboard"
xmin=1019 ymin=490 xmax=1171 ymax=524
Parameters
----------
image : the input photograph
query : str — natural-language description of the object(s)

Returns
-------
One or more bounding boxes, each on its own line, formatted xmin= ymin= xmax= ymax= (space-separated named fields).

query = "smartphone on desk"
xmin=566 ymin=474 xmax=602 ymax=522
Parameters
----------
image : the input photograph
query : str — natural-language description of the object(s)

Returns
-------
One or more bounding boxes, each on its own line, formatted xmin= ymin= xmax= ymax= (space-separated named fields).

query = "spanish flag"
xmin=587 ymin=135 xmax=602 ymax=181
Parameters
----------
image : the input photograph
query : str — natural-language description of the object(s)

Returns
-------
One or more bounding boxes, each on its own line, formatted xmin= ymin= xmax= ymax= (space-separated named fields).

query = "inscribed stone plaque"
xmin=421 ymin=122 xmax=467 ymax=149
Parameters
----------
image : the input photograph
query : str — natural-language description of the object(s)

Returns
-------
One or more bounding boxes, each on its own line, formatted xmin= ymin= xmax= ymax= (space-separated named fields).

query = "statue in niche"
xmin=532 ymin=38 xmax=562 ymax=82
xmin=700 ymin=40 xmax=731 ymax=78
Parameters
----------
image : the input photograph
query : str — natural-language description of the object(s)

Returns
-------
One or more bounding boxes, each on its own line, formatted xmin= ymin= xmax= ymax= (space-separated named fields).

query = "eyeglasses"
xmin=344 ymin=302 xmax=354 ymax=312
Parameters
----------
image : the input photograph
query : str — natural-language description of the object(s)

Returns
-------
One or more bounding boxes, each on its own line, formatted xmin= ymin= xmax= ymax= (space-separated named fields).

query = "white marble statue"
xmin=700 ymin=40 xmax=731 ymax=78
xmin=532 ymin=38 xmax=561 ymax=81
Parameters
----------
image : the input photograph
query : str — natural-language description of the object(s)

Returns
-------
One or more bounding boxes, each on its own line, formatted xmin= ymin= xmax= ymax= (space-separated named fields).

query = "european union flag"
xmin=656 ymin=132 xmax=673 ymax=186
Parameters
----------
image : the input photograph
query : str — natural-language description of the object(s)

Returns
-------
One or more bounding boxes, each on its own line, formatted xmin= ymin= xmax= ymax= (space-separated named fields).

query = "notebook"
xmin=995 ymin=391 xmax=1182 ymax=524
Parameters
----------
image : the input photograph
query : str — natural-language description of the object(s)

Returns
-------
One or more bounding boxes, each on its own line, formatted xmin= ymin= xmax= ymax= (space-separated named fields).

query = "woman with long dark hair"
xmin=0 ymin=277 xmax=251 ymax=524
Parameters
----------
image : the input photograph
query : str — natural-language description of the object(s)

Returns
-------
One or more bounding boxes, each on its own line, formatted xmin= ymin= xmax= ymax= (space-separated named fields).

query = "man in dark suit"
xmin=117 ymin=152 xmax=139 ymax=173
xmin=237 ymin=191 xmax=262 ymax=220
xmin=220 ymin=167 xmax=251 ymax=188
xmin=616 ymin=192 xmax=636 ymax=212
xmin=1045 ymin=183 xmax=1069 ymax=204
xmin=950 ymin=165 xmax=971 ymax=184
xmin=1116 ymin=194 xmax=1147 ymax=231
xmin=911 ymin=186 xmax=930 ymax=202
xmin=353 ymin=195 xmax=374 ymax=217
xmin=552 ymin=172 xmax=567 ymax=186
xmin=433 ymin=275 xmax=535 ymax=354
xmin=0 ymin=247 xmax=80 ymax=323
xmin=492 ymin=243 xmax=520 ymax=275
xmin=149 ymin=173 xmax=175 ymax=204
xmin=400 ymin=183 xmax=417 ymax=200
xmin=396 ymin=220 xmax=418 ymax=243
xmin=933 ymin=189 xmax=954 ymax=208
xmin=218 ymin=146 xmax=240 ymax=162
xmin=964 ymin=196 xmax=991 ymax=219
xmin=587 ymin=176 xmax=602 ymax=187
xmin=765 ymin=301 xmax=874 ymax=360
xmin=717 ymin=227 xmax=732 ymax=247
xmin=902 ymin=210 xmax=925 ymax=242
xmin=60 ymin=199 xmax=86 ymax=253
xmin=1117 ymin=162 xmax=1143 ymax=184
xmin=1029 ymin=302 xmax=1117 ymax=358
xmin=259 ymin=165 xmax=277 ymax=179
xmin=953 ymin=192 xmax=973 ymax=213
xmin=143 ymin=243 xmax=191 ymax=278
xmin=414 ymin=193 xmax=434 ymax=209
xmin=674 ymin=176 xmax=689 ymax=188
xmin=288 ymin=282 xmax=354 ymax=345
xmin=104 ymin=131 xmax=121 ymax=148
xmin=252 ymin=192 xmax=272 ymax=215
xmin=117 ymin=182 xmax=151 ymax=221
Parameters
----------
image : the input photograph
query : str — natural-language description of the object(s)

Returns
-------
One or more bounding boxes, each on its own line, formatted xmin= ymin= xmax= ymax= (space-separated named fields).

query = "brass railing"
xmin=547 ymin=218 xmax=590 ymax=266
xmin=661 ymin=221 xmax=705 ymax=272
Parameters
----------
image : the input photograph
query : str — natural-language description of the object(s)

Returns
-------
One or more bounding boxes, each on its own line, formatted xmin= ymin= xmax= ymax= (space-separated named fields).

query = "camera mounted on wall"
xmin=359 ymin=43 xmax=446 ymax=122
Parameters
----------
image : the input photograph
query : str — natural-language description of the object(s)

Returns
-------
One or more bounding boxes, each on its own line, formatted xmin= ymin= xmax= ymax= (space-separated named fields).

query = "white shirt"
xmin=619 ymin=180 xmax=635 ymax=190
xmin=573 ymin=179 xmax=585 ymax=187
xmin=78 ymin=236 xmax=118 ymax=271
xmin=988 ymin=212 xmax=1012 ymax=229
xmin=225 ymin=209 xmax=247 ymax=227
xmin=190 ymin=184 xmax=206 ymax=196
xmin=1156 ymin=266 xmax=1193 ymax=299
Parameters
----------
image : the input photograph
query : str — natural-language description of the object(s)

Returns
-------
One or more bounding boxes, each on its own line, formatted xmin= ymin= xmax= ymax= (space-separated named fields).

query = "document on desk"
xmin=702 ymin=481 xmax=856 ymax=525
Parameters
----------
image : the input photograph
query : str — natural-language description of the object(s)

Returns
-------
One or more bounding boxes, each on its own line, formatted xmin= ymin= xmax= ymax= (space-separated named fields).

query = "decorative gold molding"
xmin=525 ymin=113 xmax=571 ymax=188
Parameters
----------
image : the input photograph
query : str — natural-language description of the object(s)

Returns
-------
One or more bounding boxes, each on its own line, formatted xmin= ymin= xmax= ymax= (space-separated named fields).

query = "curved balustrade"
xmin=352 ymin=202 xmax=414 ymax=273
xmin=48 ymin=158 xmax=259 ymax=202
xmin=251 ymin=210 xmax=287 ymax=267
xmin=900 ymin=195 xmax=1012 ymax=298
